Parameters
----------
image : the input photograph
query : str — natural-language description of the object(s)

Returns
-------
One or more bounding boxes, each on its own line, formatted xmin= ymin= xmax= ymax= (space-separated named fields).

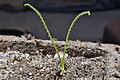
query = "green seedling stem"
xmin=24 ymin=4 xmax=61 ymax=61
xmin=62 ymin=11 xmax=90 ymax=75
xmin=24 ymin=3 xmax=90 ymax=75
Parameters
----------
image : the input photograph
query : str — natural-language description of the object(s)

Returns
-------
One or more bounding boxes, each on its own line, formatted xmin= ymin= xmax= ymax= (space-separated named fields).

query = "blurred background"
xmin=0 ymin=0 xmax=120 ymax=45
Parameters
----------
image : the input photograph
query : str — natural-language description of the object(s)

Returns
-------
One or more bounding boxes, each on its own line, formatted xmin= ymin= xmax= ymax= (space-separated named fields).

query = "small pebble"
xmin=54 ymin=51 xmax=68 ymax=60
xmin=28 ymin=72 xmax=32 ymax=76
xmin=36 ymin=50 xmax=39 ymax=54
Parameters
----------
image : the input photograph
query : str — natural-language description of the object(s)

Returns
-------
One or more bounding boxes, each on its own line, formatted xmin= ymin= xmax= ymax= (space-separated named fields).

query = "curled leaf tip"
xmin=24 ymin=3 xmax=29 ymax=7
xmin=87 ymin=11 xmax=91 ymax=15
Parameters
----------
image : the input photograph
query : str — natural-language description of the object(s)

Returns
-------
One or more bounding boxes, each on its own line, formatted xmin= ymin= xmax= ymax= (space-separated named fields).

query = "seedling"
xmin=24 ymin=3 xmax=90 ymax=75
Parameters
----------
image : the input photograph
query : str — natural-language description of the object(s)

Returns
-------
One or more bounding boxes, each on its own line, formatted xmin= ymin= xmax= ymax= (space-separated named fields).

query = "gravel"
xmin=0 ymin=35 xmax=120 ymax=80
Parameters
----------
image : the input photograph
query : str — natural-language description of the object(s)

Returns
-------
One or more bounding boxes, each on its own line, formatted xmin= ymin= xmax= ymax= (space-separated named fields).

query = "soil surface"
xmin=0 ymin=35 xmax=120 ymax=80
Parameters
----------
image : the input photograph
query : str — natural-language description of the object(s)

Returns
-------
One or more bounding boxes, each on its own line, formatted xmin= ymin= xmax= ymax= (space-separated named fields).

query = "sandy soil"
xmin=0 ymin=35 xmax=120 ymax=80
